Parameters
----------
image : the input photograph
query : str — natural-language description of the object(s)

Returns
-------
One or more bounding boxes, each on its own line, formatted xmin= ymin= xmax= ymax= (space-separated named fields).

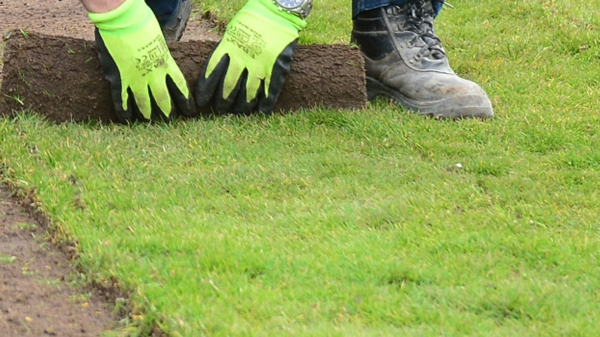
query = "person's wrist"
xmin=89 ymin=0 xmax=150 ymax=32
xmin=82 ymin=0 xmax=125 ymax=13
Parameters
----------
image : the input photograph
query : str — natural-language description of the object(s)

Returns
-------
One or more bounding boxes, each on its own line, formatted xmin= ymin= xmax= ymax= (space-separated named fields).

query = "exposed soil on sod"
xmin=1 ymin=33 xmax=366 ymax=122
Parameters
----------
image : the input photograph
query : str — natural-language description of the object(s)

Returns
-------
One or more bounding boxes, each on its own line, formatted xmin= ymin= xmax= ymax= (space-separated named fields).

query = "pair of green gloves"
xmin=89 ymin=0 xmax=306 ymax=123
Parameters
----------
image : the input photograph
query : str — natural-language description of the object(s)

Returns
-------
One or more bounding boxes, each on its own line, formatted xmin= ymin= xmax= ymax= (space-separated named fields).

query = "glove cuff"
xmin=88 ymin=0 xmax=152 ymax=33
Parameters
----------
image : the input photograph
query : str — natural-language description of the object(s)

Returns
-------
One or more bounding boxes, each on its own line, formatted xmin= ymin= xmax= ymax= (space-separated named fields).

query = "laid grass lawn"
xmin=2 ymin=0 xmax=600 ymax=335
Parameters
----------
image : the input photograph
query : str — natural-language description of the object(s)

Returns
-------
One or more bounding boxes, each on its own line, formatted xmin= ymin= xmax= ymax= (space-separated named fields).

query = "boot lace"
xmin=396 ymin=0 xmax=446 ymax=60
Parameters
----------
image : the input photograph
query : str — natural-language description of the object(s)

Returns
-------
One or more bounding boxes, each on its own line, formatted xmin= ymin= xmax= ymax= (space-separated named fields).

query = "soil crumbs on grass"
xmin=0 ymin=1 xmax=217 ymax=336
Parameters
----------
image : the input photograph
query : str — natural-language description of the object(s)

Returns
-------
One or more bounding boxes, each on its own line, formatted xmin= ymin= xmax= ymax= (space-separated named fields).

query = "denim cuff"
xmin=147 ymin=0 xmax=443 ymax=26
xmin=145 ymin=0 xmax=182 ymax=27
xmin=352 ymin=0 xmax=444 ymax=18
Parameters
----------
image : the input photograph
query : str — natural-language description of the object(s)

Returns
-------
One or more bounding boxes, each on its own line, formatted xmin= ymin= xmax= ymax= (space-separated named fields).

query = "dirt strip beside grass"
xmin=0 ymin=186 xmax=114 ymax=336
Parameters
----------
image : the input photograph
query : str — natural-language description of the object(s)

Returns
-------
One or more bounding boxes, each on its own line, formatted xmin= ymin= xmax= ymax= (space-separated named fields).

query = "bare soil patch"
xmin=0 ymin=186 xmax=114 ymax=336
xmin=0 ymin=0 xmax=219 ymax=41
xmin=0 ymin=0 xmax=219 ymax=82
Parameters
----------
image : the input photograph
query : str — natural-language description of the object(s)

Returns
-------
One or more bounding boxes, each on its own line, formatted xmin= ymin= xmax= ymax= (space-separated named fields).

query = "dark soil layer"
xmin=0 ymin=186 xmax=114 ymax=336
xmin=0 ymin=0 xmax=218 ymax=42
xmin=0 ymin=32 xmax=366 ymax=123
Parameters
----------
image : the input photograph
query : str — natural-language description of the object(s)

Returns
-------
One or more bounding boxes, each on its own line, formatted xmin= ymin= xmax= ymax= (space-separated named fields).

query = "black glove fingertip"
xmin=114 ymin=88 xmax=137 ymax=124
xmin=214 ymin=68 xmax=247 ymax=114
xmin=149 ymin=93 xmax=176 ymax=123
xmin=167 ymin=75 xmax=197 ymax=118
xmin=95 ymin=29 xmax=135 ymax=123
xmin=195 ymin=53 xmax=230 ymax=108
xmin=128 ymin=92 xmax=148 ymax=123
xmin=258 ymin=39 xmax=299 ymax=114
xmin=232 ymin=80 xmax=261 ymax=115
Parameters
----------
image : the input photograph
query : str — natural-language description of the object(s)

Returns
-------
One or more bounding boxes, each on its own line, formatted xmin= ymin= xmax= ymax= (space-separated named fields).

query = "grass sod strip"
xmin=2 ymin=0 xmax=600 ymax=335
xmin=0 ymin=32 xmax=366 ymax=123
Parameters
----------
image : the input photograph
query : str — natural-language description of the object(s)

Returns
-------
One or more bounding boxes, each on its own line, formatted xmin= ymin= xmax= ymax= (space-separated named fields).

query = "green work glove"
xmin=89 ymin=0 xmax=195 ymax=123
xmin=195 ymin=0 xmax=307 ymax=114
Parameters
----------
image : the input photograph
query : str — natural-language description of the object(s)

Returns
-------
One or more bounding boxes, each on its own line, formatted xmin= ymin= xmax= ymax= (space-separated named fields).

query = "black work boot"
xmin=162 ymin=0 xmax=192 ymax=43
xmin=351 ymin=1 xmax=493 ymax=118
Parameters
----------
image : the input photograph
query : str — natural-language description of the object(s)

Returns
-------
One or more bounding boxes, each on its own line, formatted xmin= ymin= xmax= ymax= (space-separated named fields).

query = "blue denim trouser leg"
xmin=147 ymin=0 xmax=443 ymax=26
xmin=353 ymin=0 xmax=444 ymax=18
xmin=146 ymin=0 xmax=182 ymax=26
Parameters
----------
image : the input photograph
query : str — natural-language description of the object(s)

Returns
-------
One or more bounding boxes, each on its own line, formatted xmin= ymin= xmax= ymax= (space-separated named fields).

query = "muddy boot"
xmin=161 ymin=0 xmax=191 ymax=43
xmin=351 ymin=1 xmax=493 ymax=118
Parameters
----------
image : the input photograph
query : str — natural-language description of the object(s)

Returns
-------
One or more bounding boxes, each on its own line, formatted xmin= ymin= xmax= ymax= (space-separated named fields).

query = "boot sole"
xmin=366 ymin=77 xmax=494 ymax=119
